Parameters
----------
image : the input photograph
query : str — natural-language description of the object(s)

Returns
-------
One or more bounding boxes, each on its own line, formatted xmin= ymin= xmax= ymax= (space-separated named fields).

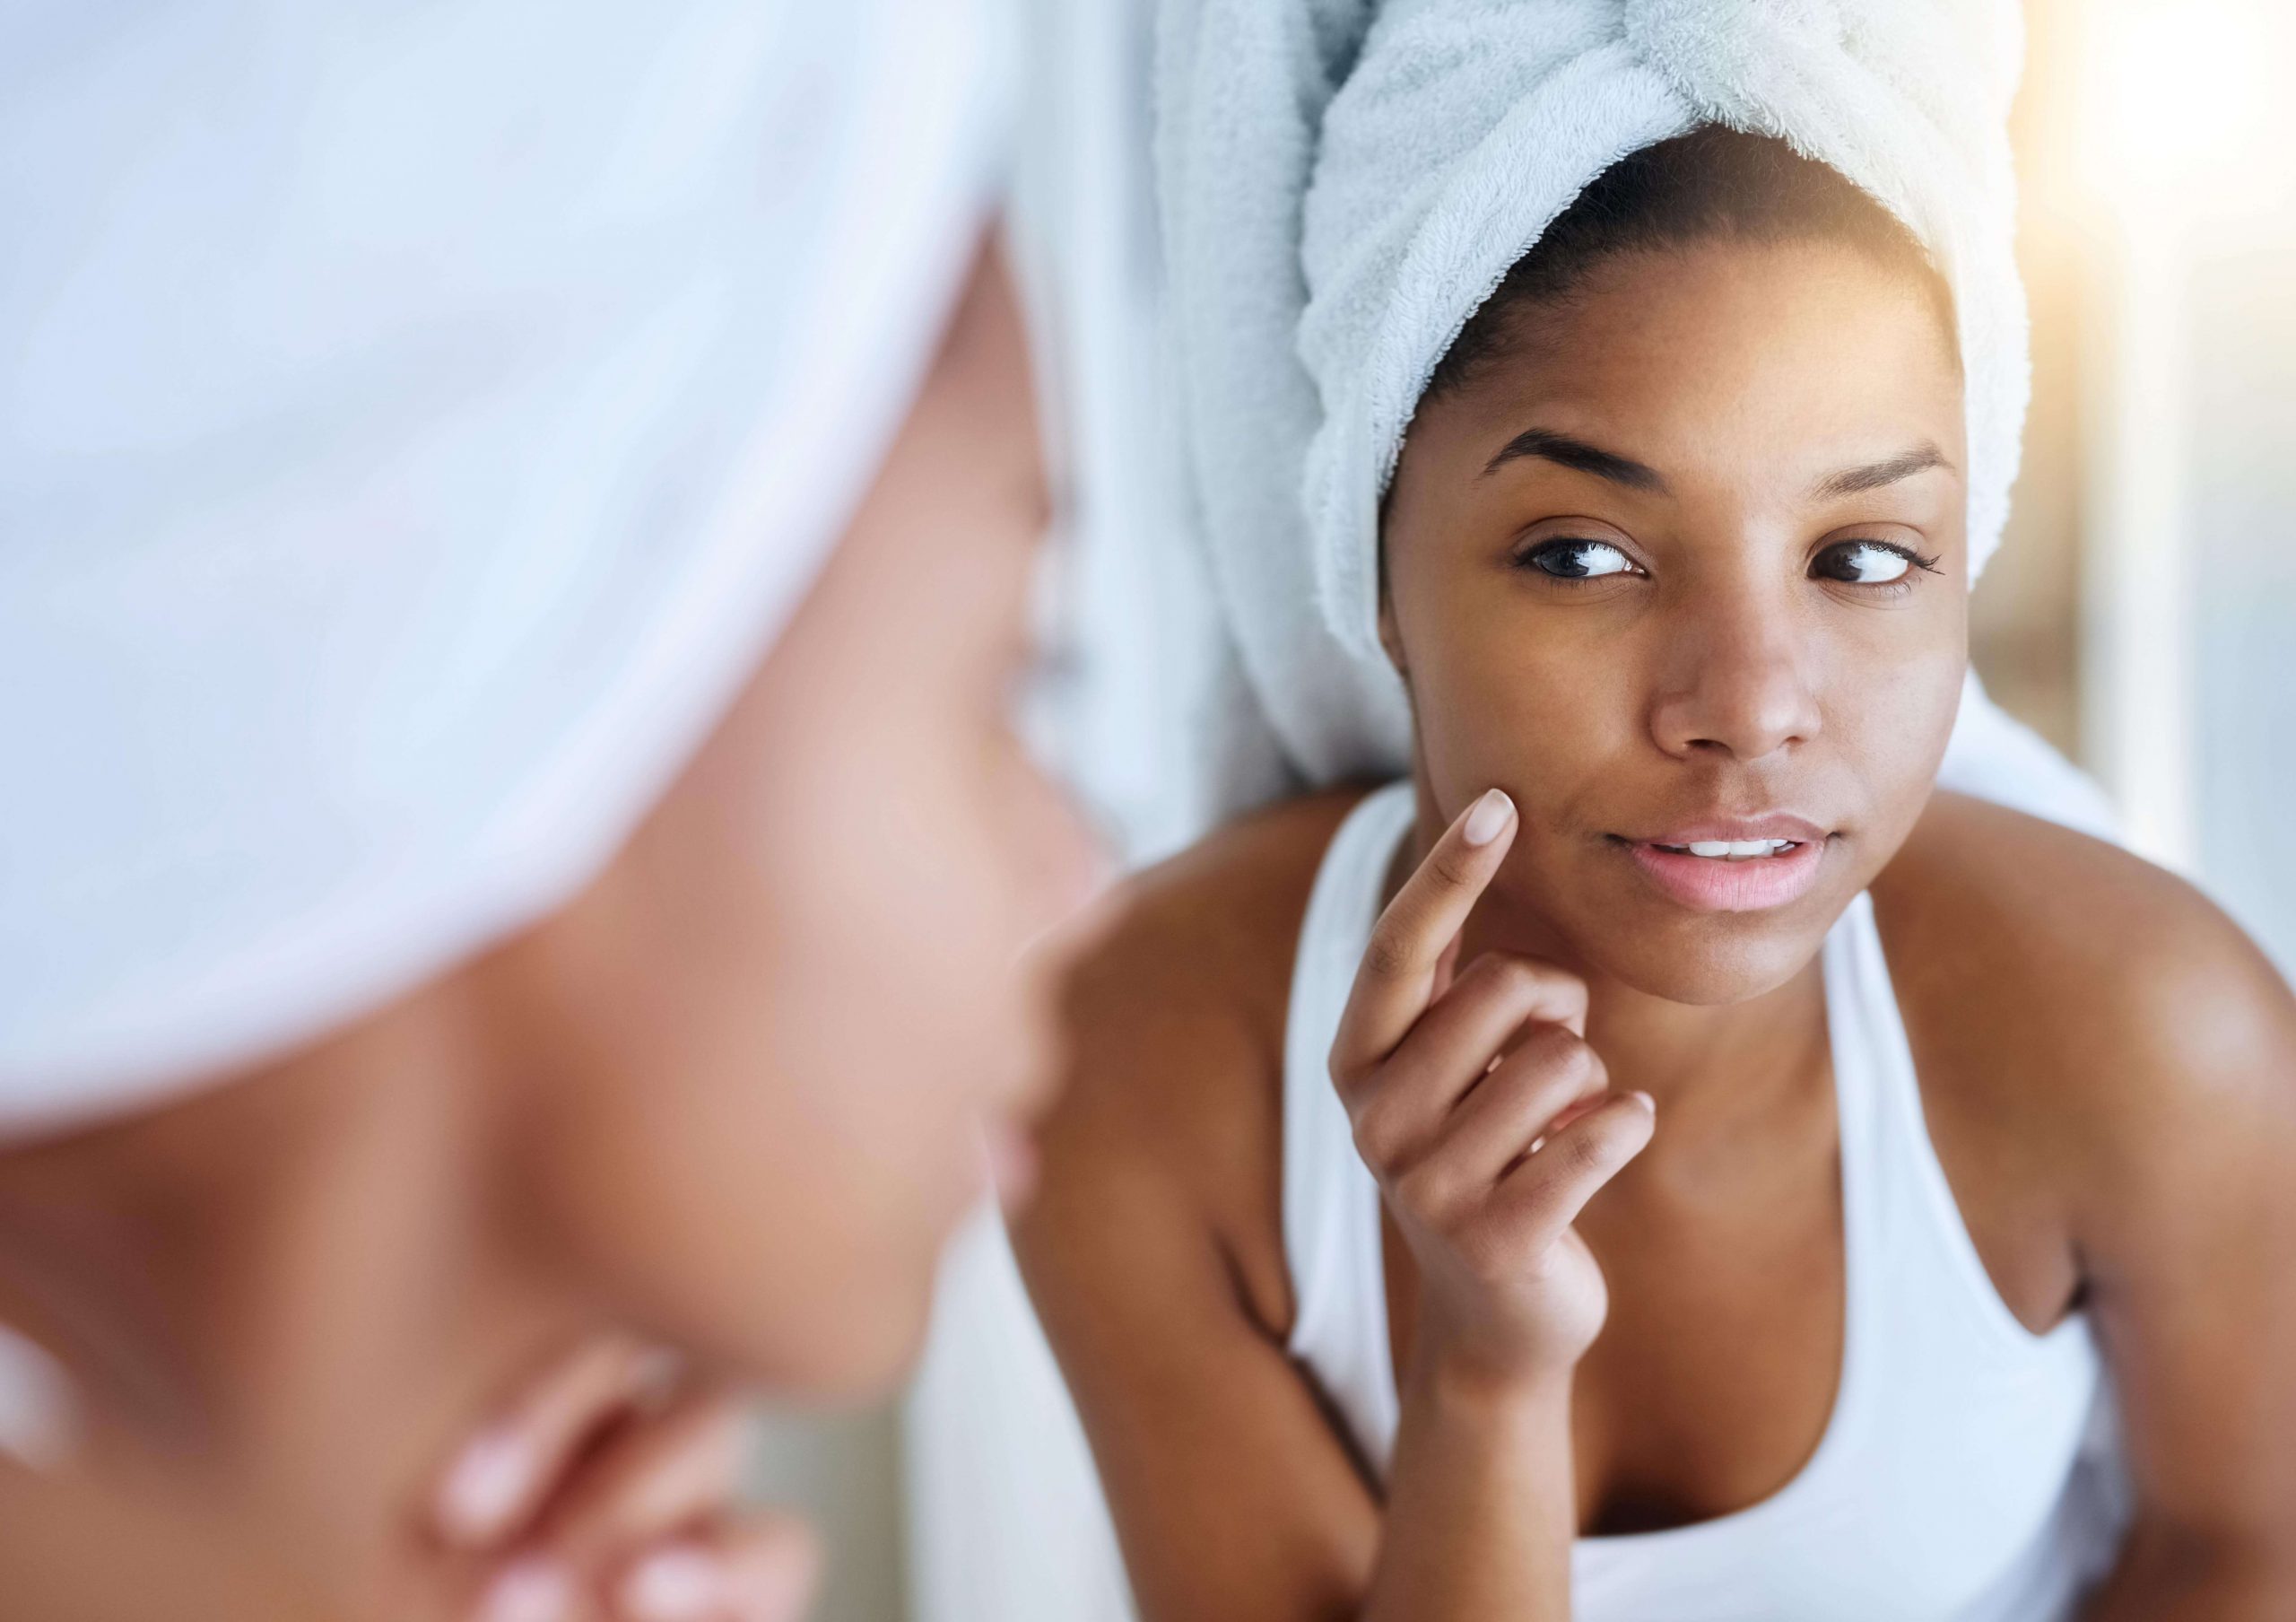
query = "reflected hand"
xmin=423 ymin=1334 xmax=819 ymax=1622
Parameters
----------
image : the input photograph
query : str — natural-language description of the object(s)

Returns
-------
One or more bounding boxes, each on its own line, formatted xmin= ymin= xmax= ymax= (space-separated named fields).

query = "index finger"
xmin=1331 ymin=788 xmax=1517 ymax=1082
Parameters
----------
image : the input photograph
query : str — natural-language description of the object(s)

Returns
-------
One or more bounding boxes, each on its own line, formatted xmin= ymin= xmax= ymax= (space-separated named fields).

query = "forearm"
xmin=1362 ymin=1356 xmax=1576 ymax=1622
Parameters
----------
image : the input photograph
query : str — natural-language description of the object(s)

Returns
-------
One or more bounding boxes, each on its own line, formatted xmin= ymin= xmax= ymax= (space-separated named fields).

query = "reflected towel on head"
xmin=1161 ymin=0 xmax=2109 ymax=838
xmin=0 ymin=0 xmax=1017 ymax=1132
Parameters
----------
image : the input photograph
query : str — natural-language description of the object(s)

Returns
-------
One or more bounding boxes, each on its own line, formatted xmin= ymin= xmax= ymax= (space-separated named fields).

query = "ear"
xmin=1376 ymin=587 xmax=1408 ymax=681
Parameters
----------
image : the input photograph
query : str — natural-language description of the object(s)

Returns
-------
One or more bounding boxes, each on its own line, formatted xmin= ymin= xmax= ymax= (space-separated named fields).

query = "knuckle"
xmin=1559 ymin=1123 xmax=1612 ymax=1180
xmin=1562 ymin=1103 xmax=1649 ymax=1175
xmin=1351 ymin=1095 xmax=1407 ymax=1170
xmin=1429 ymin=842 xmax=1478 ymax=891
xmin=1361 ymin=924 xmax=1416 ymax=981
xmin=1479 ymin=952 xmax=1587 ymax=1016
xmin=1393 ymin=1159 xmax=1452 ymax=1219
xmin=1498 ymin=1066 xmax=1561 ymax=1128
xmin=1480 ymin=952 xmax=1543 ymax=1005
xmin=1515 ymin=1024 xmax=1588 ymax=1077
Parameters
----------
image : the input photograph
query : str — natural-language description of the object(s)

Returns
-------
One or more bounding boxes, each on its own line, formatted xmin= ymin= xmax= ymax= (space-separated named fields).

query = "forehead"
xmin=1425 ymin=238 xmax=1965 ymax=487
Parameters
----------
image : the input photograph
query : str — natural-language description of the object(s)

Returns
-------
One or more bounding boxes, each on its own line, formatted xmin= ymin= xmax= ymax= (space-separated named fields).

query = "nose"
xmin=1648 ymin=582 xmax=1822 ymax=763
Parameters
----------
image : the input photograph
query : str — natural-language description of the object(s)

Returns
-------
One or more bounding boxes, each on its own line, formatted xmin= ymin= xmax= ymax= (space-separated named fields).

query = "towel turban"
xmin=0 ymin=0 xmax=1017 ymax=1135
xmin=1299 ymin=0 xmax=2030 ymax=661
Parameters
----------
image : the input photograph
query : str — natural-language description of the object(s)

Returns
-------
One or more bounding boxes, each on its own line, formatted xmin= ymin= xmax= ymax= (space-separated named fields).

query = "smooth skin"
xmin=1013 ymin=238 xmax=2296 ymax=1620
xmin=0 ymin=240 xmax=1100 ymax=1622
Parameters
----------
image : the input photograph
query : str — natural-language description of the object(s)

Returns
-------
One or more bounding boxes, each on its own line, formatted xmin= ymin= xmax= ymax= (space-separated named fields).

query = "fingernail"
xmin=619 ymin=1544 xmax=727 ymax=1621
xmin=1462 ymin=789 xmax=1515 ymax=848
xmin=436 ymin=1428 xmax=535 ymax=1545
xmin=476 ymin=1557 xmax=575 ymax=1622
xmin=1630 ymin=1090 xmax=1657 ymax=1113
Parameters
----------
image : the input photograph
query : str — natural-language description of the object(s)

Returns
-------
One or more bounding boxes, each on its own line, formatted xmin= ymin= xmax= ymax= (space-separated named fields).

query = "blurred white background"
xmin=756 ymin=1 xmax=2296 ymax=1617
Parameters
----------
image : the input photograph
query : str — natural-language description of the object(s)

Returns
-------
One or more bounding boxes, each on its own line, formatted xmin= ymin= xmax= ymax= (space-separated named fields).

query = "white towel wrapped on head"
xmin=0 ymin=0 xmax=1017 ymax=1134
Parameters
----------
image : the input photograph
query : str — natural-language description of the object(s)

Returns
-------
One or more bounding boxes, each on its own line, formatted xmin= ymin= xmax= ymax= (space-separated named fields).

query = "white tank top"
xmin=1282 ymin=782 xmax=2131 ymax=1621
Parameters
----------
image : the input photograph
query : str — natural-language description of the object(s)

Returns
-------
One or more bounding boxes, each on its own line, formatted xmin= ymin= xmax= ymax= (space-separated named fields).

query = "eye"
xmin=1519 ymin=538 xmax=1638 ymax=580
xmin=1813 ymin=538 xmax=1937 ymax=586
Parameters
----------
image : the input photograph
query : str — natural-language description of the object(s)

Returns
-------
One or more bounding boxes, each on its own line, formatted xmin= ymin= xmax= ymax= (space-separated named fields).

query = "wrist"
xmin=1395 ymin=1343 xmax=1578 ymax=1542
xmin=1407 ymin=1343 xmax=1575 ymax=1428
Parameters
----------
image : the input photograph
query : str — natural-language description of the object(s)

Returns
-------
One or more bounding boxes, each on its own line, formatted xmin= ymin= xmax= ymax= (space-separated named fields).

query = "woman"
xmin=0 ymin=4 xmax=1095 ymax=1618
xmin=1013 ymin=118 xmax=2296 ymax=1622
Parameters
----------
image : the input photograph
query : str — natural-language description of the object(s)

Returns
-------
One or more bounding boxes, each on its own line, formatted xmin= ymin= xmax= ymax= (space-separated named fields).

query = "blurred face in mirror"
xmin=484 ymin=241 xmax=1100 ymax=1396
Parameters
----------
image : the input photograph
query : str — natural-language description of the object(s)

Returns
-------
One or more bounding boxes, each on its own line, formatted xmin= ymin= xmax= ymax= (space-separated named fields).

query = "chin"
xmin=743 ymin=1267 xmax=938 ymax=1400
xmin=668 ymin=1219 xmax=946 ymax=1400
xmin=1576 ymin=910 xmax=1831 ymax=1007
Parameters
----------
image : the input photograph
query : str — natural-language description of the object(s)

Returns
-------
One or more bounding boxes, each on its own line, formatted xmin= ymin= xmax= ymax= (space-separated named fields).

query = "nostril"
xmin=1651 ymin=674 xmax=1822 ymax=762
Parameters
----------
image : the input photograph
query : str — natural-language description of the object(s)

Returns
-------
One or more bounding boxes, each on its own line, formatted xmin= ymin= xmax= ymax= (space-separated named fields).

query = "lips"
xmin=1635 ymin=814 xmax=1829 ymax=848
xmin=1614 ymin=815 xmax=1832 ymax=912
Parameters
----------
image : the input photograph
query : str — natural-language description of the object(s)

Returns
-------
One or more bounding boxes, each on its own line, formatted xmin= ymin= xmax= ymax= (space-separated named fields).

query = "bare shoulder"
xmin=1014 ymin=784 xmax=1378 ymax=1332
xmin=1873 ymin=791 xmax=2296 ymax=1231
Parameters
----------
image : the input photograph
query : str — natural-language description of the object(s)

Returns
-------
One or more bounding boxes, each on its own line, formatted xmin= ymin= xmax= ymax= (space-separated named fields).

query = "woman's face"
xmin=484 ymin=244 xmax=1101 ymax=1395
xmin=1383 ymin=238 xmax=1968 ymax=1004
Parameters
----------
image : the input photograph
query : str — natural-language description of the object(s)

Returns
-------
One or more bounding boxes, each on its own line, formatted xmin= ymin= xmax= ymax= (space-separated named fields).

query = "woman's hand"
xmin=422 ymin=1335 xmax=819 ymax=1622
xmin=1329 ymin=789 xmax=1656 ymax=1391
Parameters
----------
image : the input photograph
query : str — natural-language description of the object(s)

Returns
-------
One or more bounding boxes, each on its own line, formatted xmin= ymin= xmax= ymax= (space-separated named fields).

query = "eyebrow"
xmin=1811 ymin=442 xmax=1954 ymax=499
xmin=1481 ymin=428 xmax=1666 ymax=493
xmin=1482 ymin=429 xmax=1957 ymax=502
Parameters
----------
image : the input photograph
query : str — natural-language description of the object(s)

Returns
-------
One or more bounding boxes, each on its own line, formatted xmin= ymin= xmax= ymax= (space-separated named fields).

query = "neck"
xmin=0 ymin=982 xmax=591 ymax=1620
xmin=1574 ymin=955 xmax=1830 ymax=1126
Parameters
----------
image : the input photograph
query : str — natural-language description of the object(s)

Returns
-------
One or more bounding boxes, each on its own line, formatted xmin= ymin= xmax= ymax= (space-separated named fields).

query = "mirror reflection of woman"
xmin=1013 ymin=14 xmax=2296 ymax=1619
xmin=0 ymin=5 xmax=1095 ymax=1618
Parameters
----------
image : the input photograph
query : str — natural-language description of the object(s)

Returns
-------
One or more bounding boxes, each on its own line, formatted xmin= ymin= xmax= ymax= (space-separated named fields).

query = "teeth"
xmin=1679 ymin=839 xmax=1795 ymax=860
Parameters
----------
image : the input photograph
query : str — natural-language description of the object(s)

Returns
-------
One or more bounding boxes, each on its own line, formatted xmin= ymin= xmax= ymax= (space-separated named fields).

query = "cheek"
xmin=1822 ymin=605 xmax=1966 ymax=820
xmin=730 ymin=667 xmax=1093 ymax=1232
xmin=1398 ymin=579 xmax=1631 ymax=803
xmin=521 ymin=806 xmax=1029 ymax=1393
xmin=763 ymin=727 xmax=1057 ymax=1177
xmin=505 ymin=674 xmax=1090 ymax=1391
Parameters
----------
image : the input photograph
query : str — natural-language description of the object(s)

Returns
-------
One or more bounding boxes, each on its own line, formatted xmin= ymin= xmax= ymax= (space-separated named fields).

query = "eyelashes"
xmin=1518 ymin=537 xmax=1636 ymax=580
xmin=1511 ymin=536 xmax=1943 ymax=593
xmin=1811 ymin=538 xmax=1941 ymax=587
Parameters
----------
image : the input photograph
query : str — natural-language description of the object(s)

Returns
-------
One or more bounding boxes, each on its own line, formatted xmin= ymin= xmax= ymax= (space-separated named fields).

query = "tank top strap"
xmin=1281 ymin=780 xmax=1414 ymax=1472
xmin=1819 ymin=888 xmax=1889 ymax=1255
xmin=1822 ymin=888 xmax=2067 ymax=1355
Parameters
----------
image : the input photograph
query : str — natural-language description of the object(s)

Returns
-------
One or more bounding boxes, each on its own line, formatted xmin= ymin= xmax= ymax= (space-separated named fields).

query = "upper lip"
xmin=1627 ymin=813 xmax=1831 ymax=846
